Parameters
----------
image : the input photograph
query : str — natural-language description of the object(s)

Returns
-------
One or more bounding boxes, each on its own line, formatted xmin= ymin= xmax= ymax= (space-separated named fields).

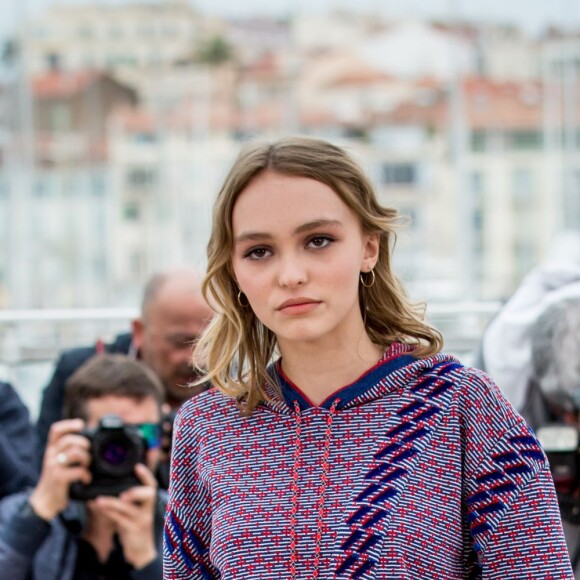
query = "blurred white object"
xmin=482 ymin=230 xmax=580 ymax=410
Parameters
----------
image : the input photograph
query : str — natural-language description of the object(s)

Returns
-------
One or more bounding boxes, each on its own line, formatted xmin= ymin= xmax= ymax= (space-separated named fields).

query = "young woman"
xmin=163 ymin=137 xmax=573 ymax=579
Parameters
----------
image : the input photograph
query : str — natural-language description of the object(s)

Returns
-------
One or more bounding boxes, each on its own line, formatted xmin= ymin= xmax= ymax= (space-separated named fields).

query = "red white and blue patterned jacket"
xmin=164 ymin=343 xmax=573 ymax=579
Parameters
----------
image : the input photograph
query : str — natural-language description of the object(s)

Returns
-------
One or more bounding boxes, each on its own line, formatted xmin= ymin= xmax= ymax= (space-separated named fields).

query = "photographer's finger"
xmin=53 ymin=432 xmax=91 ymax=453
xmin=54 ymin=446 xmax=91 ymax=469
xmin=46 ymin=419 xmax=85 ymax=446
xmin=94 ymin=496 xmax=135 ymax=520
xmin=119 ymin=485 xmax=156 ymax=505
xmin=66 ymin=466 xmax=92 ymax=486
xmin=133 ymin=463 xmax=157 ymax=488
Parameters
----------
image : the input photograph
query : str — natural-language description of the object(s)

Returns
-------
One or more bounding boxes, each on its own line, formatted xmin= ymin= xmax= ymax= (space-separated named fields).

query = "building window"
xmin=50 ymin=103 xmax=71 ymax=131
xmin=563 ymin=169 xmax=580 ymax=229
xmin=124 ymin=202 xmax=140 ymax=221
xmin=34 ymin=178 xmax=48 ymax=197
xmin=470 ymin=130 xmax=487 ymax=152
xmin=91 ymin=172 xmax=106 ymax=196
xmin=512 ymin=168 xmax=534 ymax=209
xmin=46 ymin=53 xmax=62 ymax=71
xmin=380 ymin=163 xmax=417 ymax=186
xmin=129 ymin=250 xmax=145 ymax=277
xmin=469 ymin=171 xmax=485 ymax=286
xmin=132 ymin=132 xmax=157 ymax=144
xmin=470 ymin=171 xmax=485 ymax=233
xmin=509 ymin=130 xmax=542 ymax=150
xmin=126 ymin=166 xmax=157 ymax=189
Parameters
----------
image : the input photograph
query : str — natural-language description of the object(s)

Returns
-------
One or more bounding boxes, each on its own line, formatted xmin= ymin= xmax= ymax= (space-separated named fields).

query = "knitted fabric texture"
xmin=163 ymin=344 xmax=573 ymax=579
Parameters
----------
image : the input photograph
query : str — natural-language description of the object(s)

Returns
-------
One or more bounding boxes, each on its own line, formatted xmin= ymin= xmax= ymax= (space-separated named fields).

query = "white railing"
xmin=0 ymin=302 xmax=502 ymax=419
xmin=0 ymin=308 xmax=137 ymax=418
xmin=0 ymin=308 xmax=137 ymax=363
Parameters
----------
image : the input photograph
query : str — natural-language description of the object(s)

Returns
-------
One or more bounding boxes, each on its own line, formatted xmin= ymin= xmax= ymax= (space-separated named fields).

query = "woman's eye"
xmin=307 ymin=236 xmax=333 ymax=249
xmin=243 ymin=247 xmax=272 ymax=260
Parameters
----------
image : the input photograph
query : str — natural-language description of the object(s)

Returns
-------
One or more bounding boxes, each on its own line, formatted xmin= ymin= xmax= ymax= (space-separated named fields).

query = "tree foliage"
xmin=196 ymin=35 xmax=234 ymax=66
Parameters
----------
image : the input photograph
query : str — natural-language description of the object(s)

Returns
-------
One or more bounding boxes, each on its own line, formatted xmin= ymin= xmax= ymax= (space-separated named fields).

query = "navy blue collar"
xmin=271 ymin=352 xmax=416 ymax=411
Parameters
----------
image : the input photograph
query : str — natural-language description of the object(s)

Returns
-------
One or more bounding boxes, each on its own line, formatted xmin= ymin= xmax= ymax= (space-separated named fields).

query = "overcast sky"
xmin=3 ymin=0 xmax=580 ymax=41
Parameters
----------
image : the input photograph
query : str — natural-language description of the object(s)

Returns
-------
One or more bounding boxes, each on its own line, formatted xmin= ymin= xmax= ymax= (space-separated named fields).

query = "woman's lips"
xmin=277 ymin=298 xmax=321 ymax=314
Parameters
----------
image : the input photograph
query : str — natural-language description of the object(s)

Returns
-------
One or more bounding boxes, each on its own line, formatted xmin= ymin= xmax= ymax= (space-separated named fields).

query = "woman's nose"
xmin=277 ymin=255 xmax=307 ymax=288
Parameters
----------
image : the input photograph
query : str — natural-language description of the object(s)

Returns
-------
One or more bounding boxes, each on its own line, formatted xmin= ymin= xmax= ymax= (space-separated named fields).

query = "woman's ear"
xmin=362 ymin=233 xmax=380 ymax=271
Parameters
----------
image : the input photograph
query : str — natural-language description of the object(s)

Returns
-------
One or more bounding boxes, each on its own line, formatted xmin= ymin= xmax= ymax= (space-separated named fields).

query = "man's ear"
xmin=131 ymin=318 xmax=145 ymax=350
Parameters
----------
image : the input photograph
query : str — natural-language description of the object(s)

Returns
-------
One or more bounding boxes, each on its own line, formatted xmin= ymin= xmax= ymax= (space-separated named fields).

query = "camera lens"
xmin=93 ymin=430 xmax=142 ymax=477
xmin=100 ymin=438 xmax=130 ymax=467
xmin=70 ymin=415 xmax=147 ymax=500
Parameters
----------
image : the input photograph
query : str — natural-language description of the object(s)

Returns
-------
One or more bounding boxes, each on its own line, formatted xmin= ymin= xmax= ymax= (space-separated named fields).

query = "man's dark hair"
xmin=63 ymin=354 xmax=164 ymax=420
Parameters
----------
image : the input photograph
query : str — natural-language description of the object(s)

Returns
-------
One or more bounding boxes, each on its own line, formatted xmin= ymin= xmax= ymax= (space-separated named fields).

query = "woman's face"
xmin=231 ymin=171 xmax=378 ymax=349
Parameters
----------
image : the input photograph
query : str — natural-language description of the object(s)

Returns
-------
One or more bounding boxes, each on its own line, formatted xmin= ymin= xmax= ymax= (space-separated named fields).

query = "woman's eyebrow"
xmin=234 ymin=231 xmax=272 ymax=244
xmin=234 ymin=219 xmax=343 ymax=244
xmin=294 ymin=219 xmax=342 ymax=234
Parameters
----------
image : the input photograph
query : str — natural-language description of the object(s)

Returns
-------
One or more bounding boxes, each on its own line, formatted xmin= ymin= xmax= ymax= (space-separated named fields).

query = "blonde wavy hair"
xmin=195 ymin=136 xmax=443 ymax=414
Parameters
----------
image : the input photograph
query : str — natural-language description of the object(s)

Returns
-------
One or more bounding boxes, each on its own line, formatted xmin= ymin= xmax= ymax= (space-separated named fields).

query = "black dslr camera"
xmin=537 ymin=423 xmax=580 ymax=523
xmin=70 ymin=414 xmax=147 ymax=501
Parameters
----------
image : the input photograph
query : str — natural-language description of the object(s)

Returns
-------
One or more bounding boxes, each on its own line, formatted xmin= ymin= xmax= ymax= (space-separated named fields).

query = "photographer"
xmin=36 ymin=267 xmax=215 ymax=489
xmin=0 ymin=354 xmax=166 ymax=580
xmin=529 ymin=297 xmax=580 ymax=576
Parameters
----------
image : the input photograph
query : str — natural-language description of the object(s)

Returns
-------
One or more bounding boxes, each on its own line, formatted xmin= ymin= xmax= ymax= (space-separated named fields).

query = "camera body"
xmin=537 ymin=423 xmax=580 ymax=523
xmin=70 ymin=414 xmax=146 ymax=501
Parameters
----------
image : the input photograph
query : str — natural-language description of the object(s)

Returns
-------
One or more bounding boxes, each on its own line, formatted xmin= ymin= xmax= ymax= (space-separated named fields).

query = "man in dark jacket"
xmin=0 ymin=381 xmax=37 ymax=497
xmin=0 ymin=354 xmax=167 ymax=580
xmin=36 ymin=267 xmax=214 ymax=458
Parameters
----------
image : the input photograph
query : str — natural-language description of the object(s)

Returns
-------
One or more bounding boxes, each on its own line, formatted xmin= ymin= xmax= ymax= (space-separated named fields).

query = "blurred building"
xmin=1 ymin=6 xmax=579 ymax=308
xmin=16 ymin=0 xmax=209 ymax=99
xmin=0 ymin=70 xmax=139 ymax=307
xmin=369 ymin=77 xmax=555 ymax=299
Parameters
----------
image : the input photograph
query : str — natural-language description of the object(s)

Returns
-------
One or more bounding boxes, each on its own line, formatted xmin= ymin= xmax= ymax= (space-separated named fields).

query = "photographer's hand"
xmin=29 ymin=419 xmax=91 ymax=520
xmin=93 ymin=463 xmax=158 ymax=569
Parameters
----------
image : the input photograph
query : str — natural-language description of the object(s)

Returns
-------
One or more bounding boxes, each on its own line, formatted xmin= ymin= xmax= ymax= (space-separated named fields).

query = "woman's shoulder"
xmin=453 ymin=366 xmax=548 ymax=477
xmin=412 ymin=356 xmax=536 ymax=448
xmin=178 ymin=386 xmax=236 ymax=416
xmin=455 ymin=365 xmax=525 ymax=429
xmin=174 ymin=386 xmax=242 ymax=432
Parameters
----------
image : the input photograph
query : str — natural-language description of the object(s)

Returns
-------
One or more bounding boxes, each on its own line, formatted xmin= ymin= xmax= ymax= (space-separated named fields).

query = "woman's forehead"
xmin=232 ymin=172 xmax=352 ymax=232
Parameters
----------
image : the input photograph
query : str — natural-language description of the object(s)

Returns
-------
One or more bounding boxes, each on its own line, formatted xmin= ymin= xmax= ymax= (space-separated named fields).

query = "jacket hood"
xmin=261 ymin=342 xmax=460 ymax=414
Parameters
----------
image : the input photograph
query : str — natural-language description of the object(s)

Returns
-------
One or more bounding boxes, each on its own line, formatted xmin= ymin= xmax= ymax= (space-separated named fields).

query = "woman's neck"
xmin=278 ymin=335 xmax=384 ymax=406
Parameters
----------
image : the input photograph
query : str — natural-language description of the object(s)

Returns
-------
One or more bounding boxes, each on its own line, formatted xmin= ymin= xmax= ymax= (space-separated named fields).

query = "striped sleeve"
xmin=481 ymin=467 xmax=573 ymax=578
xmin=163 ymin=403 xmax=218 ymax=579
xmin=459 ymin=368 xmax=574 ymax=578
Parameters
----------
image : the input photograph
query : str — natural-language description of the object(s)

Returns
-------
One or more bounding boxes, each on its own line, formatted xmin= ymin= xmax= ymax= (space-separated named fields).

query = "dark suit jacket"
xmin=36 ymin=333 xmax=132 ymax=458
xmin=0 ymin=382 xmax=37 ymax=497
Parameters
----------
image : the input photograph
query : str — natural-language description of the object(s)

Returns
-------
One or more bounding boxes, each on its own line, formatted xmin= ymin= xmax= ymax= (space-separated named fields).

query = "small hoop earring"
xmin=237 ymin=291 xmax=249 ymax=307
xmin=360 ymin=269 xmax=376 ymax=288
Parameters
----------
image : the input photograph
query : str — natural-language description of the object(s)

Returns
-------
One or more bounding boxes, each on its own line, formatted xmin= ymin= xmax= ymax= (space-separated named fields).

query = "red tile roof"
xmin=376 ymin=76 xmax=547 ymax=130
xmin=33 ymin=71 xmax=102 ymax=99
